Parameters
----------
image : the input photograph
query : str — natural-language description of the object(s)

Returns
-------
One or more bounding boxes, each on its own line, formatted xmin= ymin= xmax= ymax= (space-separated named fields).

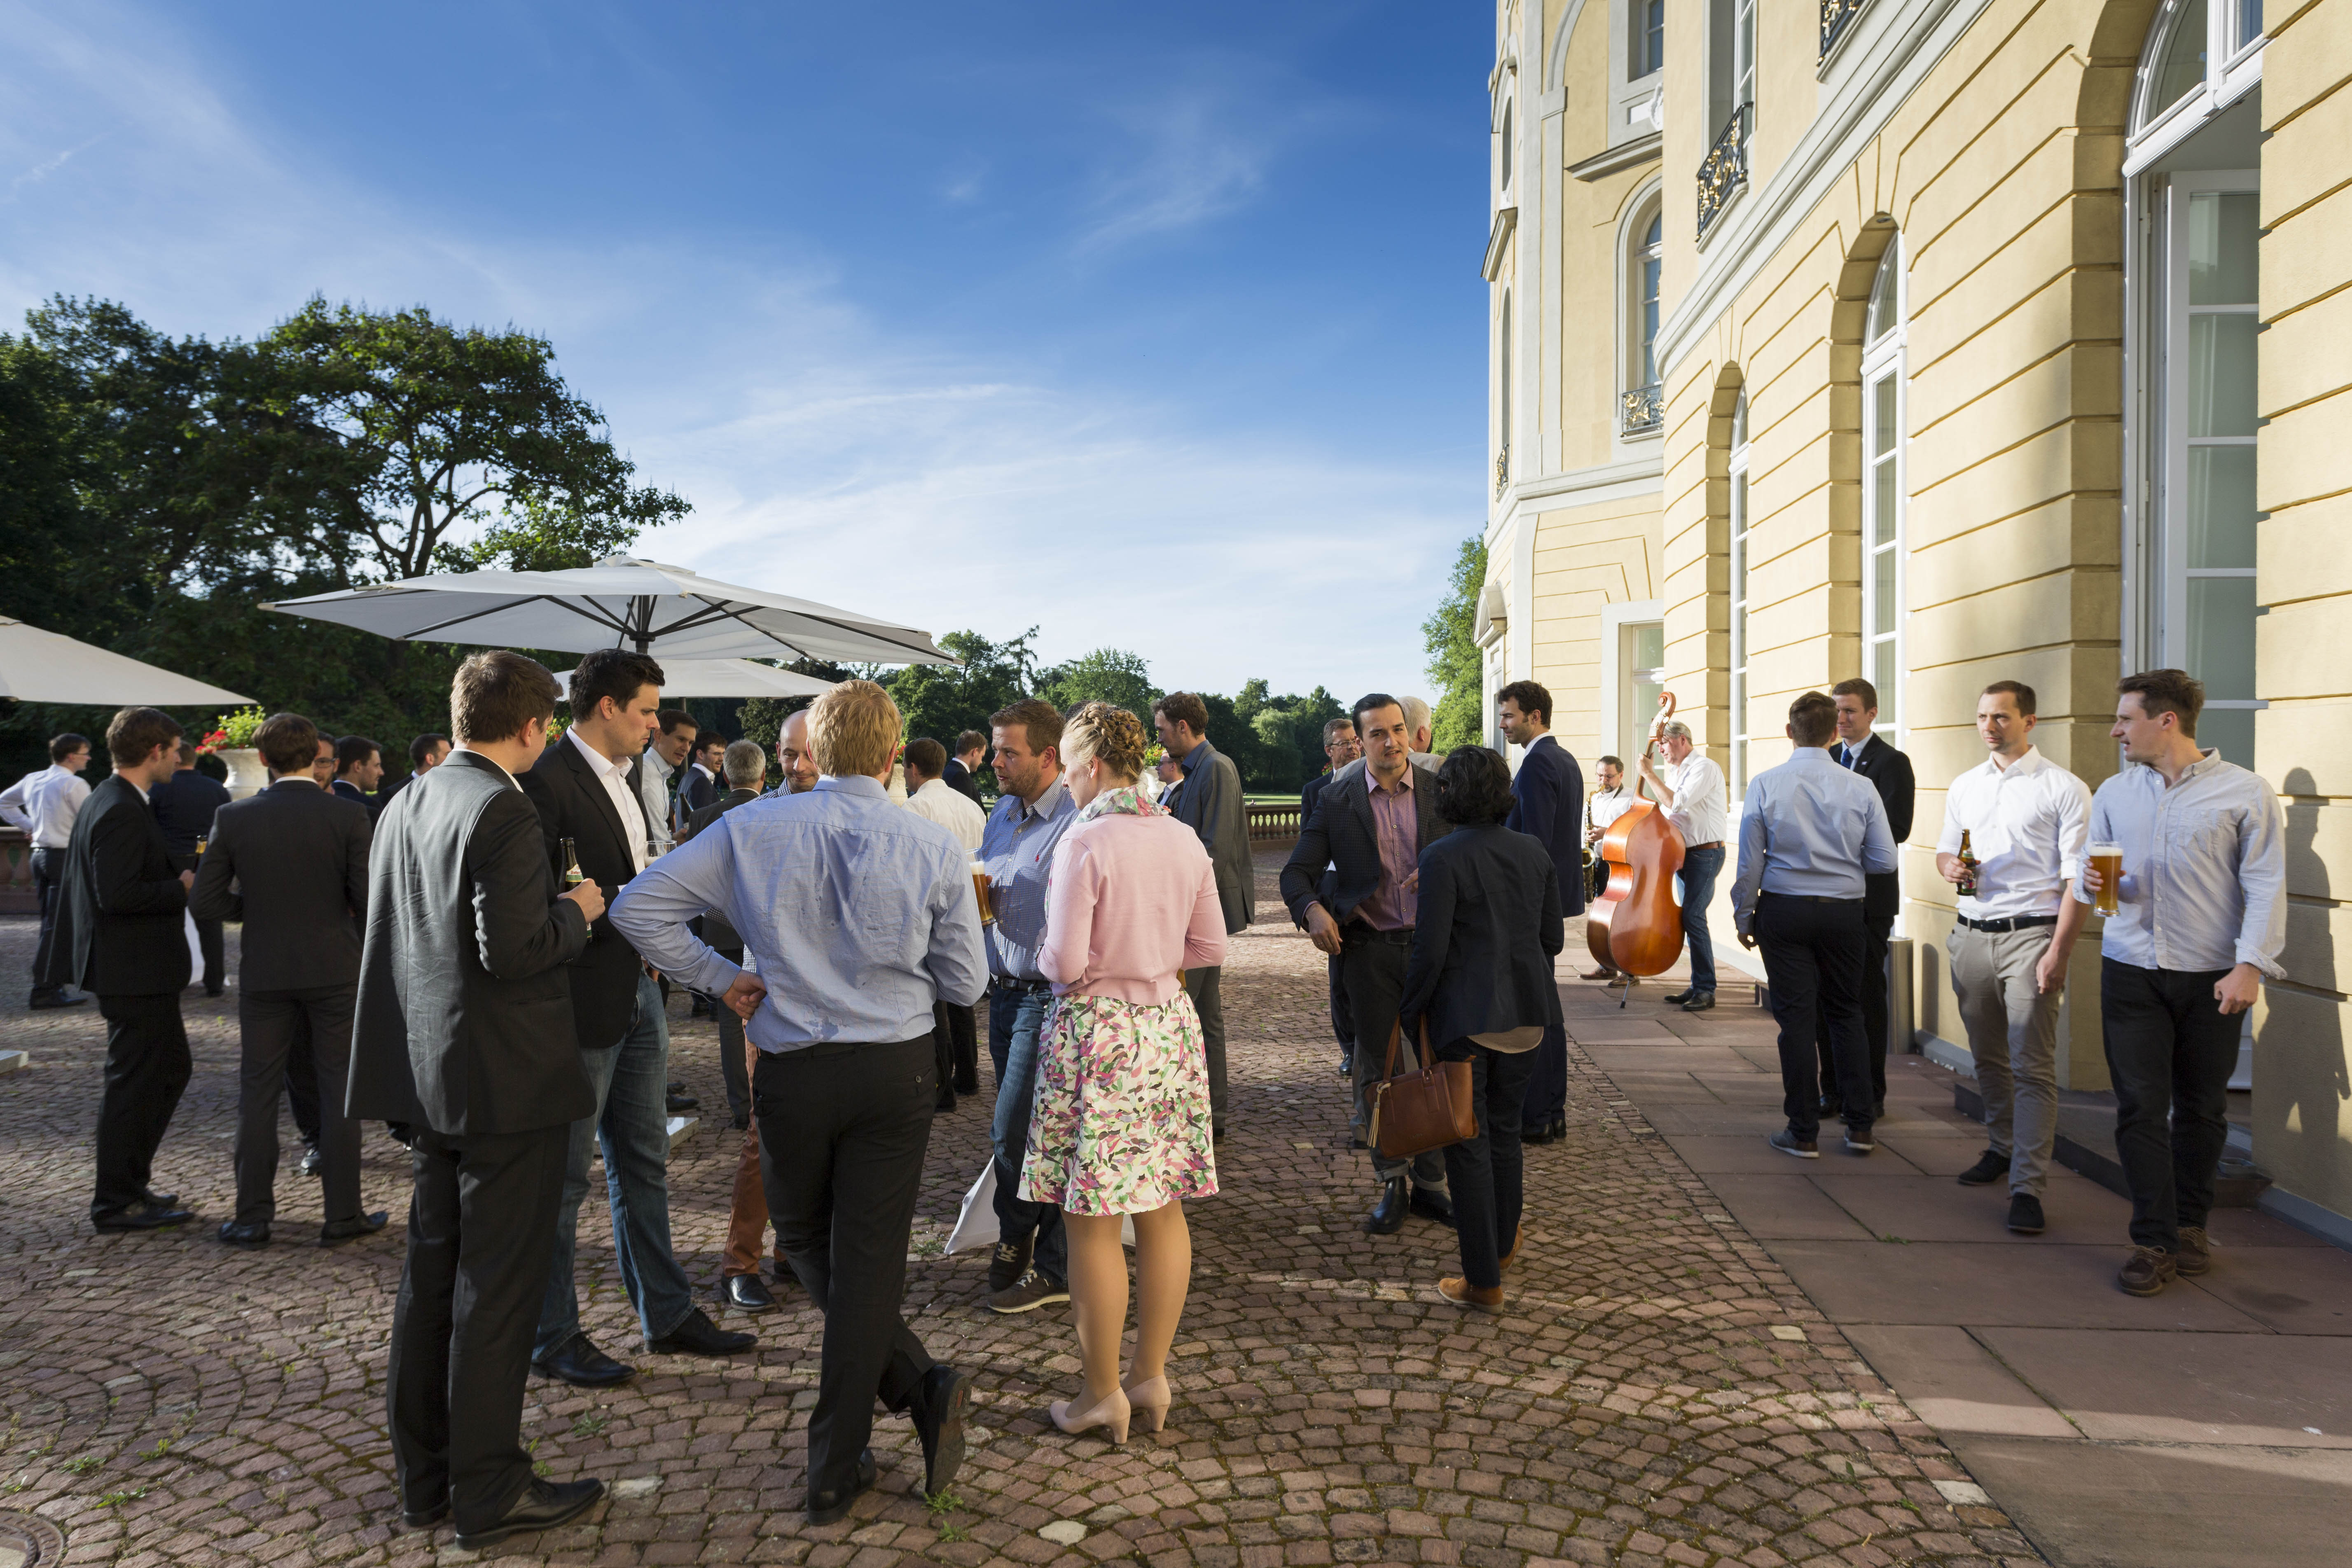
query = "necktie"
xmin=1842 ymin=745 xmax=1856 ymax=769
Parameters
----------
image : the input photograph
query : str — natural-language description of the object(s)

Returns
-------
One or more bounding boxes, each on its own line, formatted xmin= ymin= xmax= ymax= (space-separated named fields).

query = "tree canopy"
xmin=1424 ymin=533 xmax=1489 ymax=752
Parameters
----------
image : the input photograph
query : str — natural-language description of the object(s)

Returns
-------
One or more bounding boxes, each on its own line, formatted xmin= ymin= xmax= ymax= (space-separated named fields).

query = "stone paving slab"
xmin=0 ymin=863 xmax=2036 ymax=1566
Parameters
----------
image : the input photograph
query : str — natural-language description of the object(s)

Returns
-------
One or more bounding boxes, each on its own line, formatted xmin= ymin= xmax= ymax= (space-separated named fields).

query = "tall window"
xmin=1635 ymin=0 xmax=1665 ymax=78
xmin=1622 ymin=201 xmax=1665 ymax=435
xmin=1497 ymin=290 xmax=1513 ymax=491
xmin=1499 ymin=97 xmax=1515 ymax=193
xmin=1735 ymin=0 xmax=1757 ymax=110
xmin=1728 ymin=392 xmax=1752 ymax=789
xmin=1621 ymin=620 xmax=1667 ymax=764
xmin=1861 ymin=238 xmax=1906 ymax=744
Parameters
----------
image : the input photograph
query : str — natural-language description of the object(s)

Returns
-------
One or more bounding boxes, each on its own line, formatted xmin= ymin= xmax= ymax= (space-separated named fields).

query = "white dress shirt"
xmin=1730 ymin=748 xmax=1897 ymax=935
xmin=1588 ymin=785 xmax=1635 ymax=837
xmin=2075 ymin=750 xmax=2287 ymax=977
xmin=903 ymin=775 xmax=987 ymax=853
xmin=1662 ymin=752 xmax=1729 ymax=848
xmin=1935 ymin=747 xmax=2091 ymax=920
xmin=638 ymin=744 xmax=676 ymax=855
xmin=0 ymin=764 xmax=92 ymax=848
xmin=569 ymin=729 xmax=650 ymax=875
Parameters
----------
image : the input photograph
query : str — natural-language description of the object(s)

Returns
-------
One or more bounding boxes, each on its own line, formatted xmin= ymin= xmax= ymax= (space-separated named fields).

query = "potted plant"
xmin=204 ymin=707 xmax=271 ymax=799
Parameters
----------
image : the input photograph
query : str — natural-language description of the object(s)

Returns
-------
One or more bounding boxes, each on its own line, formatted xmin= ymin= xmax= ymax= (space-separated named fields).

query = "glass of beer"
xmin=971 ymin=861 xmax=996 ymax=924
xmin=2088 ymin=841 xmax=2123 ymax=916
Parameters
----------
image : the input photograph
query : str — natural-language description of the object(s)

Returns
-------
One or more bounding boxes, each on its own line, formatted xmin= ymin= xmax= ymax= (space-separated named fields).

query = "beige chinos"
xmin=1949 ymin=923 xmax=2062 ymax=1195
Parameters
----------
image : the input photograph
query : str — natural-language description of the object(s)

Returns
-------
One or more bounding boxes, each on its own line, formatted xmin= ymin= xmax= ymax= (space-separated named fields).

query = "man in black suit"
xmin=378 ymin=733 xmax=451 ymax=809
xmin=49 ymin=708 xmax=198 ymax=1233
xmin=347 ymin=650 xmax=609 ymax=1550
xmin=1301 ymin=716 xmax=1361 ymax=1077
xmin=1156 ymin=692 xmax=1253 ymax=1137
xmin=677 ymin=732 xmax=725 ymax=832
xmin=194 ymin=712 xmax=385 ymax=1250
xmin=151 ymin=738 xmax=231 ymax=997
xmin=1280 ymin=694 xmax=1454 ymax=1234
xmin=1821 ymin=678 xmax=1917 ymax=1119
xmin=331 ymin=736 xmax=386 ymax=820
xmin=522 ymin=648 xmax=753 ymax=1388
xmin=942 ymin=731 xmax=989 ymax=807
xmin=1495 ymin=681 xmax=1586 ymax=1145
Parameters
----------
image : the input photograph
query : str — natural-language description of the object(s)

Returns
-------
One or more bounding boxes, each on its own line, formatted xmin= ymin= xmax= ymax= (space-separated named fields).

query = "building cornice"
xmin=1485 ymin=452 xmax=1666 ymax=550
xmin=1569 ymin=131 xmax=1662 ymax=182
xmin=1483 ymin=206 xmax=1520 ymax=282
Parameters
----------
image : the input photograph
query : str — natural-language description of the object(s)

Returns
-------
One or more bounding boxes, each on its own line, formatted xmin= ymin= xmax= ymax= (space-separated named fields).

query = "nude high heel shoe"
xmin=1122 ymin=1375 xmax=1171 ymax=1433
xmin=1050 ymin=1386 xmax=1131 ymax=1444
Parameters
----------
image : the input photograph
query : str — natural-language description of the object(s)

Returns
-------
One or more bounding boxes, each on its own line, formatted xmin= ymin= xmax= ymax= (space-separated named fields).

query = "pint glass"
xmin=2087 ymin=842 xmax=2123 ymax=916
xmin=971 ymin=861 xmax=996 ymax=924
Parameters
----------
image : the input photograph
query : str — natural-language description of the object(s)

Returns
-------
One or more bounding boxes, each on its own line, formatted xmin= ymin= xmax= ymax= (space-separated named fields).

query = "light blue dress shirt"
xmin=980 ymin=780 xmax=1077 ymax=981
xmin=1730 ymin=747 xmax=1897 ymax=935
xmin=608 ymin=774 xmax=987 ymax=1052
xmin=2073 ymin=750 xmax=2287 ymax=977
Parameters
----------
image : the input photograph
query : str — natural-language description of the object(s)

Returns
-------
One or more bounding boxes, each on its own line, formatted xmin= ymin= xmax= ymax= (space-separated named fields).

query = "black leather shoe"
xmin=453 ymin=1476 xmax=604 ymax=1549
xmin=1661 ymin=988 xmax=1695 ymax=1006
xmin=953 ymin=1076 xmax=979 ymax=1095
xmin=722 ymin=1273 xmax=777 ymax=1312
xmin=400 ymin=1501 xmax=448 ymax=1529
xmin=666 ymin=1090 xmax=699 ymax=1112
xmin=217 ymin=1219 xmax=270 ymax=1249
xmin=805 ymin=1448 xmax=877 ymax=1526
xmin=320 ymin=1210 xmax=390 ymax=1246
xmin=1680 ymin=991 xmax=1716 ymax=1012
xmin=934 ymin=1091 xmax=957 ymax=1112
xmin=27 ymin=990 xmax=86 ymax=1010
xmin=645 ymin=1305 xmax=755 ymax=1357
xmin=298 ymin=1145 xmax=323 ymax=1178
xmin=1409 ymin=1188 xmax=1455 ymax=1226
xmin=1520 ymin=1122 xmax=1551 ymax=1146
xmin=1336 ymin=1054 xmax=1352 ymax=1078
xmin=94 ymin=1199 xmax=192 ymax=1232
xmin=1363 ymin=1178 xmax=1407 ymax=1235
xmin=911 ymin=1364 xmax=970 ymax=1498
xmin=1956 ymin=1150 xmax=2009 ymax=1186
xmin=2007 ymin=1193 xmax=2046 ymax=1235
xmin=533 ymin=1332 xmax=635 ymax=1387
xmin=1543 ymin=1115 xmax=1566 ymax=1143
xmin=141 ymin=1187 xmax=178 ymax=1208
xmin=203 ymin=984 xmax=225 ymax=998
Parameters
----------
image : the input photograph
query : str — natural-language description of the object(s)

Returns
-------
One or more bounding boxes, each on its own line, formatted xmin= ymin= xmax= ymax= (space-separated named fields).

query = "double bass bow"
xmin=1585 ymin=692 xmax=1690 ymax=1004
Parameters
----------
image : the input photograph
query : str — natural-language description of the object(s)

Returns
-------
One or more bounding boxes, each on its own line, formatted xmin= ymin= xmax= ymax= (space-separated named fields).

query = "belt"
xmin=1344 ymin=924 xmax=1417 ymax=945
xmin=992 ymin=975 xmax=1052 ymax=994
xmin=1957 ymin=913 xmax=2058 ymax=933
xmin=1756 ymin=891 xmax=1861 ymax=904
xmin=1686 ymin=841 xmax=1724 ymax=851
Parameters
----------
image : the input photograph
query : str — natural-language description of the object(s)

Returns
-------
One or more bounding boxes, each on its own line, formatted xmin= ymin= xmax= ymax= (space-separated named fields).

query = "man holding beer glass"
xmin=2078 ymin=670 xmax=2286 ymax=1297
xmin=1934 ymin=682 xmax=2090 ymax=1236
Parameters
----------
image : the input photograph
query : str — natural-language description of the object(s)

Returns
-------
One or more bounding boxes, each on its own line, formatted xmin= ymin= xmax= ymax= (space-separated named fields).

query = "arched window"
xmin=1497 ymin=290 xmax=1513 ymax=493
xmin=1621 ymin=198 xmax=1665 ymax=435
xmin=1499 ymin=97 xmax=1515 ymax=194
xmin=1728 ymin=391 xmax=1752 ymax=790
xmin=1861 ymin=237 xmax=1907 ymax=744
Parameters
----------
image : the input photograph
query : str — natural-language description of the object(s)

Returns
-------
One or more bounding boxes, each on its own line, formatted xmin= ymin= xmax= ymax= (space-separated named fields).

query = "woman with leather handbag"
xmin=1397 ymin=746 xmax=1566 ymax=1311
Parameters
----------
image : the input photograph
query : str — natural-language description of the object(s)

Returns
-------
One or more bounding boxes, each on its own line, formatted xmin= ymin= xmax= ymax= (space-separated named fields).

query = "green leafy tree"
xmin=882 ymin=628 xmax=1041 ymax=751
xmin=1424 ymin=534 xmax=1489 ymax=752
xmin=1038 ymin=647 xmax=1159 ymax=721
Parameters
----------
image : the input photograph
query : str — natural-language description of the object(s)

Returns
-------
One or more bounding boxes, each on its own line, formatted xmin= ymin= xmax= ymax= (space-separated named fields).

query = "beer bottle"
xmin=559 ymin=836 xmax=584 ymax=888
xmin=1955 ymin=829 xmax=1979 ymax=898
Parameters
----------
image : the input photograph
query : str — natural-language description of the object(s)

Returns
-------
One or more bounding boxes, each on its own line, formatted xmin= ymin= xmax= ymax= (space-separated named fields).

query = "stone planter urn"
xmin=216 ymin=748 xmax=270 ymax=800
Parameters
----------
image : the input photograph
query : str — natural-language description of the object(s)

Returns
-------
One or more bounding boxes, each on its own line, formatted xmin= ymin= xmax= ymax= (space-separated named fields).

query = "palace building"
xmin=1481 ymin=0 xmax=2352 ymax=1239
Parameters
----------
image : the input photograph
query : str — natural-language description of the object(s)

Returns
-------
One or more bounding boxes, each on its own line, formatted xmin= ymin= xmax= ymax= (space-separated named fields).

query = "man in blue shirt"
xmin=1730 ymin=691 xmax=1897 ymax=1159
xmin=973 ymin=698 xmax=1080 ymax=1315
xmin=611 ymin=679 xmax=984 ymax=1524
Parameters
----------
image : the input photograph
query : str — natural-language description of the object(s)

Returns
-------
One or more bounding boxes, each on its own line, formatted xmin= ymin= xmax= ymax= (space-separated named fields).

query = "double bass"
xmin=1585 ymin=692 xmax=1689 ymax=1000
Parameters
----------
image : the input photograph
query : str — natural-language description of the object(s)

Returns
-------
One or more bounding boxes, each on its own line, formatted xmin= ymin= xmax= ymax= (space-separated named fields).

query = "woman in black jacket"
xmin=1398 ymin=746 xmax=1565 ymax=1310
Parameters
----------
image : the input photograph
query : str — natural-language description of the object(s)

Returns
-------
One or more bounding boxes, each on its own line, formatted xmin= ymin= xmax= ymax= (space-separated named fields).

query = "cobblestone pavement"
xmin=0 ymin=854 xmax=2037 ymax=1567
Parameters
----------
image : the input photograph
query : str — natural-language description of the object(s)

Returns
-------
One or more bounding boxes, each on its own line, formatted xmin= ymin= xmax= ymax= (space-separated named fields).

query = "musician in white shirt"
xmin=1934 ymin=681 xmax=2090 ymax=1236
xmin=1580 ymin=757 xmax=1635 ymax=981
xmin=1636 ymin=722 xmax=1730 ymax=1012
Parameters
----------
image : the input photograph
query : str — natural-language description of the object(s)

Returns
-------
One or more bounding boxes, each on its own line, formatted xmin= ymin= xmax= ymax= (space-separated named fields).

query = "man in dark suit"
xmin=1155 ymin=692 xmax=1253 ymax=1137
xmin=1302 ymin=717 xmax=1362 ymax=1077
xmin=521 ymin=648 xmax=753 ymax=1388
xmin=1280 ymin=694 xmax=1454 ymax=1234
xmin=378 ymin=733 xmax=451 ymax=809
xmin=193 ymin=712 xmax=385 ymax=1250
xmin=49 ymin=708 xmax=198 ymax=1233
xmin=1821 ymin=678 xmax=1916 ymax=1120
xmin=942 ymin=731 xmax=989 ymax=807
xmin=677 ymin=732 xmax=725 ymax=832
xmin=1495 ymin=680 xmax=1586 ymax=1145
xmin=347 ymin=650 xmax=610 ymax=1550
xmin=331 ymin=736 xmax=386 ymax=820
xmin=151 ymin=738 xmax=231 ymax=996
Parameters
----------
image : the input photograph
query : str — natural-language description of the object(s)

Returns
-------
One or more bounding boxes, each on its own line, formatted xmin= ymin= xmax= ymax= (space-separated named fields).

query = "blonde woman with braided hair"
xmin=1024 ymin=701 xmax=1225 ymax=1443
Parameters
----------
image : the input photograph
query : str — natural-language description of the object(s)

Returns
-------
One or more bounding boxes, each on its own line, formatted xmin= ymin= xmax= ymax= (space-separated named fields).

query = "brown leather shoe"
xmin=2117 ymin=1245 xmax=2177 ymax=1297
xmin=1499 ymin=1226 xmax=1523 ymax=1271
xmin=1578 ymin=966 xmax=1624 ymax=982
xmin=1438 ymin=1276 xmax=1505 ymax=1312
xmin=2175 ymin=1226 xmax=2213 ymax=1276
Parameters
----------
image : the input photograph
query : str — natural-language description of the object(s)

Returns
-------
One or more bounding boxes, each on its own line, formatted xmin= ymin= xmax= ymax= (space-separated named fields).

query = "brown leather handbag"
xmin=1370 ymin=1018 xmax=1477 ymax=1160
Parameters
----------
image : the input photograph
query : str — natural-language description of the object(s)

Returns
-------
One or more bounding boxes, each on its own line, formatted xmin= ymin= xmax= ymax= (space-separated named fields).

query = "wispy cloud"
xmin=1078 ymin=87 xmax=1274 ymax=252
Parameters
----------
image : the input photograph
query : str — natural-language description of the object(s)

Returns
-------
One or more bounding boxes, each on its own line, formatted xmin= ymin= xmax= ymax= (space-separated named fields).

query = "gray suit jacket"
xmin=346 ymin=750 xmax=594 ymax=1137
xmin=1169 ymin=739 xmax=1254 ymax=935
xmin=1279 ymin=762 xmax=1449 ymax=930
xmin=191 ymin=780 xmax=372 ymax=993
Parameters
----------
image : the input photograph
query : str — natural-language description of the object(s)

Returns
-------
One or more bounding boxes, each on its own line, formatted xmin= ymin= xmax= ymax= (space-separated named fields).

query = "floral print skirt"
xmin=1019 ymin=989 xmax=1219 ymax=1217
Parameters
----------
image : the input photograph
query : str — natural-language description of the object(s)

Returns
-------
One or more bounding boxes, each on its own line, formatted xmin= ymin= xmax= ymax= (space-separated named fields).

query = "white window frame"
xmin=1860 ymin=238 xmax=1907 ymax=750
xmin=1602 ymin=599 xmax=1669 ymax=769
xmin=1617 ymin=185 xmax=1666 ymax=440
xmin=2125 ymin=0 xmax=2267 ymax=174
xmin=1728 ymin=393 xmax=1753 ymax=791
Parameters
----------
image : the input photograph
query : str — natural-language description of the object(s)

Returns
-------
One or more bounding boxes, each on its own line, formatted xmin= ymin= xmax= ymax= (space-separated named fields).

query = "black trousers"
xmin=2101 ymin=959 xmax=2240 ymax=1251
xmin=933 ymin=1000 xmax=978 ymax=1096
xmin=1818 ymin=909 xmax=1895 ymax=1108
xmin=1326 ymin=953 xmax=1354 ymax=1053
xmin=1753 ymin=894 xmax=1873 ymax=1140
xmin=714 ymin=945 xmax=750 ymax=1126
xmin=30 ymin=846 xmax=66 ymax=996
xmin=91 ymin=992 xmax=192 ymax=1218
xmin=283 ymin=1017 xmax=323 ymax=1147
xmin=235 ymin=986 xmax=362 ymax=1227
xmin=754 ymin=1035 xmax=939 ymax=1499
xmin=1183 ymin=965 xmax=1229 ymax=1129
xmin=1340 ymin=929 xmax=1450 ymax=1192
xmin=1519 ymin=1022 xmax=1569 ymax=1126
xmin=1438 ymin=1040 xmax=1538 ymax=1290
xmin=388 ymin=1123 xmax=570 ymax=1533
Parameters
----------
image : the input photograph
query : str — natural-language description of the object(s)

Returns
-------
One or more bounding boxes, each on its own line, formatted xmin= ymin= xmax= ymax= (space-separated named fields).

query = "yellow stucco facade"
xmin=1486 ymin=0 xmax=2352 ymax=1240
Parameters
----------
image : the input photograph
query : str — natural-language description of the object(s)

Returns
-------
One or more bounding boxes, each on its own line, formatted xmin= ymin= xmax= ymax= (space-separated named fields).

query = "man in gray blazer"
xmin=193 ymin=710 xmax=382 ymax=1250
xmin=1154 ymin=692 xmax=1253 ymax=1138
xmin=347 ymin=651 xmax=611 ymax=1552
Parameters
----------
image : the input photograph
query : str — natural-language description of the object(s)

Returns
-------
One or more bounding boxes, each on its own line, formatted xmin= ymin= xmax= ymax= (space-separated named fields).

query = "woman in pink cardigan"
xmin=1022 ymin=701 xmax=1226 ymax=1444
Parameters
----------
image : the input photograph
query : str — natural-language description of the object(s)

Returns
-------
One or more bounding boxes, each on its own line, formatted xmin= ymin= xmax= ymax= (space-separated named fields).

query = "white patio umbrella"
xmin=0 ymin=617 xmax=254 ymax=707
xmin=563 ymin=658 xmax=838 ymax=701
xmin=264 ymin=556 xmax=956 ymax=666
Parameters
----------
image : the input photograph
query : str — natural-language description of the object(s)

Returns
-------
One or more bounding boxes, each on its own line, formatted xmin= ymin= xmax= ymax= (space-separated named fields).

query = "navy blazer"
xmin=1506 ymin=733 xmax=1586 ymax=916
xmin=1398 ymin=822 xmax=1565 ymax=1047
xmin=1839 ymin=732 xmax=1916 ymax=922
xmin=1279 ymin=762 xmax=1448 ymax=929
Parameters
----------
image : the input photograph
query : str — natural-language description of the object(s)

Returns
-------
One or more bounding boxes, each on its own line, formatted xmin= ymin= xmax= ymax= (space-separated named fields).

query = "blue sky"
xmin=0 ymin=1 xmax=1487 ymax=703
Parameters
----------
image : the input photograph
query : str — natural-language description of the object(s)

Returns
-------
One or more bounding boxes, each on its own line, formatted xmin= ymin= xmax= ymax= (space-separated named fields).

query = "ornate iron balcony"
xmin=1820 ymin=0 xmax=1866 ymax=60
xmin=1696 ymin=103 xmax=1751 ymax=238
xmin=1621 ymin=383 xmax=1663 ymax=436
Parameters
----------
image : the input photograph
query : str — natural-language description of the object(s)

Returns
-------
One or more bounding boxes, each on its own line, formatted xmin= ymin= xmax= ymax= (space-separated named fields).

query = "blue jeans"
xmin=987 ymin=984 xmax=1067 ymax=1285
xmin=1679 ymin=844 xmax=1724 ymax=994
xmin=537 ymin=973 xmax=694 ymax=1355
